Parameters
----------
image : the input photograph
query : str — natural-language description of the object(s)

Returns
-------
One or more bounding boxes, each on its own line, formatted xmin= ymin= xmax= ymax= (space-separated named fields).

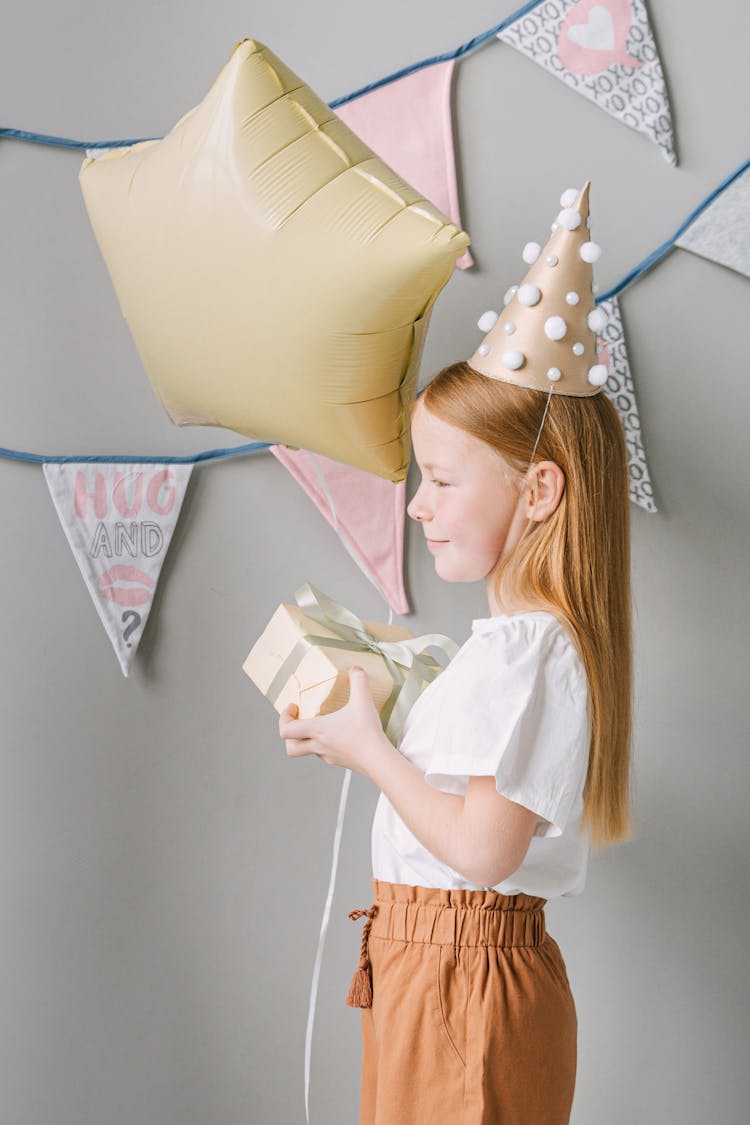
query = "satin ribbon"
xmin=266 ymin=581 xmax=460 ymax=746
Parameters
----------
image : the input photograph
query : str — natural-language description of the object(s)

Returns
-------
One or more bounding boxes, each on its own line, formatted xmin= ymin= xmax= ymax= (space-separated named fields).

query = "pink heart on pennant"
xmin=597 ymin=338 xmax=612 ymax=373
xmin=567 ymin=5 xmax=615 ymax=51
xmin=558 ymin=0 xmax=642 ymax=74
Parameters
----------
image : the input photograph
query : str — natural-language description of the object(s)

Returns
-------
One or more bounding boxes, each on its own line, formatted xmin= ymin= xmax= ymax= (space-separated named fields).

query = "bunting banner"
xmin=45 ymin=0 xmax=672 ymax=288
xmin=43 ymin=462 xmax=193 ymax=676
xmin=675 ymin=165 xmax=750 ymax=278
xmin=3 ymin=1 xmax=678 ymax=302
xmin=3 ymin=439 xmax=410 ymax=681
xmin=269 ymin=446 xmax=410 ymax=614
xmin=497 ymin=0 xmax=676 ymax=165
xmin=334 ymin=59 xmax=473 ymax=271
xmin=0 ymin=158 xmax=746 ymax=645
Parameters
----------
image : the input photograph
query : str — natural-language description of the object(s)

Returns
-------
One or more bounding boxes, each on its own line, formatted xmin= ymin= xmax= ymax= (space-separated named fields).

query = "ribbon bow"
xmin=266 ymin=581 xmax=460 ymax=746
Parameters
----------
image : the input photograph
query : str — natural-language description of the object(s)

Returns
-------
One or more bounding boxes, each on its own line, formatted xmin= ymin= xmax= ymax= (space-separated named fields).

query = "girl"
xmin=279 ymin=182 xmax=633 ymax=1123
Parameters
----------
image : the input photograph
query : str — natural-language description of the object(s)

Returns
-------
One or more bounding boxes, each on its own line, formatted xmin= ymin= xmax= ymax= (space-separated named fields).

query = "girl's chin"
xmin=431 ymin=554 xmax=467 ymax=577
xmin=433 ymin=553 xmax=491 ymax=583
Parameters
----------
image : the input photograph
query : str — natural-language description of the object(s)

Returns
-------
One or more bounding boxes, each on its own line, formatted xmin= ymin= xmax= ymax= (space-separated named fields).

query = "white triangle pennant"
xmin=43 ymin=461 xmax=193 ymax=675
xmin=675 ymin=165 xmax=750 ymax=280
xmin=498 ymin=0 xmax=676 ymax=164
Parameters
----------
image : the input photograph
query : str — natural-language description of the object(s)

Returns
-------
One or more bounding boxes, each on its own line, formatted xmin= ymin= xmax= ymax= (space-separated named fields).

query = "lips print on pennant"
xmin=43 ymin=462 xmax=193 ymax=676
xmin=497 ymin=0 xmax=676 ymax=164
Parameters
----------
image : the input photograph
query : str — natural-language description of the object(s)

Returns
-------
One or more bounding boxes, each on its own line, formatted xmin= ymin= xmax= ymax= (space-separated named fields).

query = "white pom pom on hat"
xmin=517 ymin=283 xmax=542 ymax=306
xmin=587 ymin=307 xmax=607 ymax=333
xmin=477 ymin=310 xmax=499 ymax=332
xmin=588 ymin=364 xmax=609 ymax=386
xmin=502 ymin=349 xmax=525 ymax=370
xmin=557 ymin=207 xmax=582 ymax=231
xmin=544 ymin=316 xmax=567 ymax=340
xmin=580 ymin=241 xmax=601 ymax=263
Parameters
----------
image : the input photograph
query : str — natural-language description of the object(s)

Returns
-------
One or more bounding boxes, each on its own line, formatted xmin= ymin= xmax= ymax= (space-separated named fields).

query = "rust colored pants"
xmin=347 ymin=878 xmax=577 ymax=1124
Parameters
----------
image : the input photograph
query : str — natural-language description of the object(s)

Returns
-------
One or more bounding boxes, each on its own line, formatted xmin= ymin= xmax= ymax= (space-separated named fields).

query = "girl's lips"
xmin=427 ymin=539 xmax=448 ymax=549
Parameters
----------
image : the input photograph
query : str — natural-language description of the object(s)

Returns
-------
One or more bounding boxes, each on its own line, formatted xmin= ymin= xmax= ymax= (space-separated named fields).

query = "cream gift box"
xmin=242 ymin=582 xmax=460 ymax=746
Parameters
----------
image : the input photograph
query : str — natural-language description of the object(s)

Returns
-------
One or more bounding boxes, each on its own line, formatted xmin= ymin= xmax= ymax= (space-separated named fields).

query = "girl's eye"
xmin=432 ymin=479 xmax=448 ymax=488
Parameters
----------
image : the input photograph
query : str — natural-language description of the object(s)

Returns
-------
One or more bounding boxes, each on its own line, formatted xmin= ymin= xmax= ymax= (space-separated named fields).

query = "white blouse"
xmin=371 ymin=611 xmax=592 ymax=899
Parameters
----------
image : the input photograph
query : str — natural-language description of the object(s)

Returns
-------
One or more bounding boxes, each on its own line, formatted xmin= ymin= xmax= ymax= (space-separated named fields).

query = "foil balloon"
xmin=78 ymin=39 xmax=470 ymax=482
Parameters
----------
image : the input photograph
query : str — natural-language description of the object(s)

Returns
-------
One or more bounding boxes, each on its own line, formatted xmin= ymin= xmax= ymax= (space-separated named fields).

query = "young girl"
xmin=279 ymin=182 xmax=633 ymax=1123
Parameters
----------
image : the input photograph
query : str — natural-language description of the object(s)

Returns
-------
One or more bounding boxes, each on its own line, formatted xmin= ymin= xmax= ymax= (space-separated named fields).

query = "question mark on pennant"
xmin=122 ymin=610 xmax=142 ymax=648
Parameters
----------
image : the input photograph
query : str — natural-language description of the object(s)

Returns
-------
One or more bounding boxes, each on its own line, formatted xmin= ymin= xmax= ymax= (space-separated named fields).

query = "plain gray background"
xmin=1 ymin=2 xmax=749 ymax=1122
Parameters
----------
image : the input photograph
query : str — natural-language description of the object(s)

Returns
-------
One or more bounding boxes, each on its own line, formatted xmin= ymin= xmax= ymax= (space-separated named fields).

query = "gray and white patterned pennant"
xmin=596 ymin=295 xmax=657 ymax=512
xmin=498 ymin=0 xmax=676 ymax=165
xmin=675 ymin=166 xmax=750 ymax=279
xmin=43 ymin=461 xmax=193 ymax=676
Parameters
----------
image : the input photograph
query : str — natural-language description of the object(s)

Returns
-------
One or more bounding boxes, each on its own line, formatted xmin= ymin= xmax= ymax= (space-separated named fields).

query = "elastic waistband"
xmin=364 ymin=877 xmax=547 ymax=949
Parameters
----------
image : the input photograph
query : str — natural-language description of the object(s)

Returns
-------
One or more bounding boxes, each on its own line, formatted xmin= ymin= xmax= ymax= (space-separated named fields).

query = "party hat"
xmin=468 ymin=182 xmax=608 ymax=397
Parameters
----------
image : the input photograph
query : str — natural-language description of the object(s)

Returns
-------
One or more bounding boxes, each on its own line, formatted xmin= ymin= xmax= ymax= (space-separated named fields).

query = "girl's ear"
xmin=530 ymin=462 xmax=565 ymax=519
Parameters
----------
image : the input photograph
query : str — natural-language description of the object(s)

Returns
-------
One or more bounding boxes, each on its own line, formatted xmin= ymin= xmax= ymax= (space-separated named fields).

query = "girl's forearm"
xmin=363 ymin=732 xmax=488 ymax=887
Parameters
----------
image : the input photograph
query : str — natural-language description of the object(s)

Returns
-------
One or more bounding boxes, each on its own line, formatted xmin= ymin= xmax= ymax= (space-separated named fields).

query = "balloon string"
xmin=302 ymin=452 xmax=394 ymax=1124
xmin=303 ymin=768 xmax=352 ymax=1125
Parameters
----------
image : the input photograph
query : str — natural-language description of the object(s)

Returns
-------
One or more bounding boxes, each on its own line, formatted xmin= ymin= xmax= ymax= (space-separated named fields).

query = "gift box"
xmin=242 ymin=582 xmax=459 ymax=746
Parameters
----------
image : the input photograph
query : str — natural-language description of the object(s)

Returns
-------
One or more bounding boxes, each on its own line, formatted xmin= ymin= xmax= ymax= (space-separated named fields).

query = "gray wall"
xmin=1 ymin=2 xmax=748 ymax=1122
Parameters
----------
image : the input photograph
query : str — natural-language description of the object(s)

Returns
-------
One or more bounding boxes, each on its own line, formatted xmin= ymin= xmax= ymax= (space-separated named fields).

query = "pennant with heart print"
xmin=497 ymin=0 xmax=676 ymax=164
xmin=43 ymin=462 xmax=193 ymax=676
xmin=594 ymin=296 xmax=656 ymax=512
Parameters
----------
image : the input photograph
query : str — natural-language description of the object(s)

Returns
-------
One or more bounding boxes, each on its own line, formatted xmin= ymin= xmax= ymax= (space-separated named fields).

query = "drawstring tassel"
xmin=346 ymin=966 xmax=372 ymax=1009
xmin=346 ymin=905 xmax=378 ymax=1008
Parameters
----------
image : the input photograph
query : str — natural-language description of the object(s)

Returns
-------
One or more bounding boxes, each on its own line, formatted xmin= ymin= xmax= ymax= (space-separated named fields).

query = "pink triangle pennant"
xmin=334 ymin=59 xmax=473 ymax=270
xmin=270 ymin=446 xmax=410 ymax=615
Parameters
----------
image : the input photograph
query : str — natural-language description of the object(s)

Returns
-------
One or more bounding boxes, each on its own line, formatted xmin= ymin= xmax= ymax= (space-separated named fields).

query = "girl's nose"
xmin=407 ymin=486 xmax=429 ymax=522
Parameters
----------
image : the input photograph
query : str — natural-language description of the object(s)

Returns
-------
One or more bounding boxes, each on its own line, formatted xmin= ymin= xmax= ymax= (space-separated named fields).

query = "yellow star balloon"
xmin=78 ymin=39 xmax=470 ymax=481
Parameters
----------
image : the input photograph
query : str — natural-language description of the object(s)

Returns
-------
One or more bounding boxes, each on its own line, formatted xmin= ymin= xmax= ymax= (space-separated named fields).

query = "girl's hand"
xmin=278 ymin=667 xmax=389 ymax=778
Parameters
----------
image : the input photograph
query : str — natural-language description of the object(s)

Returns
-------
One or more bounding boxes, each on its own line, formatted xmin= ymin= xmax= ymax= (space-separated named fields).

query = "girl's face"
xmin=407 ymin=400 xmax=529 ymax=591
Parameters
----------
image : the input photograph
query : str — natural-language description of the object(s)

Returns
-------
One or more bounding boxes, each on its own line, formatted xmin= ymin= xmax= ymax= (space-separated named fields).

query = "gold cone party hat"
xmin=468 ymin=182 xmax=608 ymax=397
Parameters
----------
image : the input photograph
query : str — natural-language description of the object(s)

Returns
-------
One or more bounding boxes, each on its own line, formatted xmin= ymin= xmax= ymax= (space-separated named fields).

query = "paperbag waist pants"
xmin=347 ymin=877 xmax=577 ymax=1125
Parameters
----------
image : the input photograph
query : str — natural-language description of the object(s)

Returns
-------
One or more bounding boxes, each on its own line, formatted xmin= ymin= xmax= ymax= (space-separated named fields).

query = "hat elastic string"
xmin=523 ymin=385 xmax=554 ymax=499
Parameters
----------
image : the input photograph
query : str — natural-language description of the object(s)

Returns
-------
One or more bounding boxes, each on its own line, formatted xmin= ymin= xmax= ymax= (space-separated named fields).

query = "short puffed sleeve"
xmin=423 ymin=615 xmax=590 ymax=838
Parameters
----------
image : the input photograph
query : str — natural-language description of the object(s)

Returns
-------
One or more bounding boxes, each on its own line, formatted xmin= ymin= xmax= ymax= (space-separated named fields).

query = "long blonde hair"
xmin=411 ymin=362 xmax=634 ymax=850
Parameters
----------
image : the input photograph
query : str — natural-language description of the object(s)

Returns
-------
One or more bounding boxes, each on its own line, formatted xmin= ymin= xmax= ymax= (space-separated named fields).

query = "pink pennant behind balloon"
xmin=335 ymin=59 xmax=473 ymax=270
xmin=270 ymin=446 xmax=410 ymax=615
